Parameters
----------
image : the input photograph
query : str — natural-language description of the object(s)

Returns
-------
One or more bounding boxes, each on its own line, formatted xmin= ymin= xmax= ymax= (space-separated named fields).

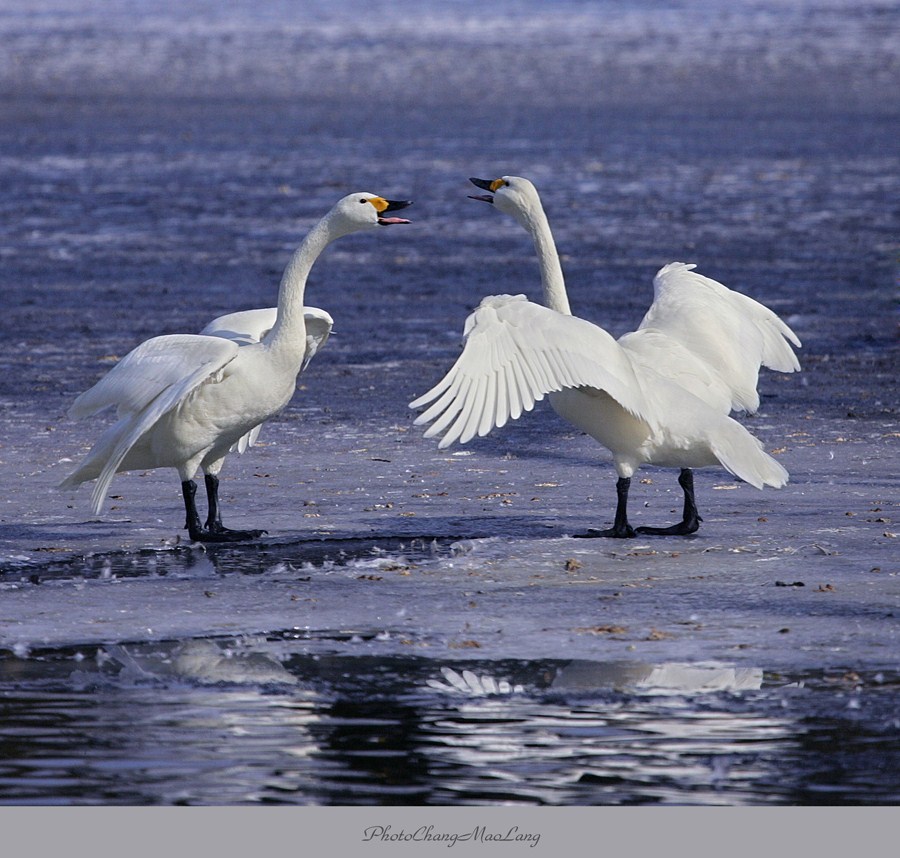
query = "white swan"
xmin=62 ymin=192 xmax=411 ymax=541
xmin=409 ymin=176 xmax=800 ymax=537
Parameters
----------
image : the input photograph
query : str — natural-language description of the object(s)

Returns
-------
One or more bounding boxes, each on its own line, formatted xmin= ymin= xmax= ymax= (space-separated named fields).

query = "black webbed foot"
xmin=187 ymin=525 xmax=267 ymax=544
xmin=573 ymin=524 xmax=636 ymax=539
xmin=574 ymin=476 xmax=635 ymax=538
xmin=634 ymin=516 xmax=701 ymax=537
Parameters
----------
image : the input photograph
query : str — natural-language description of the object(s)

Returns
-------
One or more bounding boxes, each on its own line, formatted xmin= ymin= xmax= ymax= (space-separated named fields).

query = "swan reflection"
xmin=107 ymin=639 xmax=298 ymax=686
xmin=421 ymin=660 xmax=784 ymax=805
xmin=427 ymin=660 xmax=763 ymax=697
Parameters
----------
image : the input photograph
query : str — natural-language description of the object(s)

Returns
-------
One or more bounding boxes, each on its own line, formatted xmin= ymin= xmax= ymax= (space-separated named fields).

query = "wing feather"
xmin=531 ymin=349 xmax=553 ymax=392
xmin=77 ymin=336 xmax=240 ymax=514
xmin=409 ymin=294 xmax=659 ymax=448
xmin=416 ymin=380 xmax=463 ymax=427
xmin=299 ymin=307 xmax=335 ymax=371
xmin=517 ymin=344 xmax=544 ymax=402
xmin=70 ymin=335 xmax=239 ymax=420
xmin=503 ymin=361 xmax=522 ymax=421
xmin=232 ymin=423 xmax=263 ymax=455
xmin=422 ymin=375 xmax=473 ymax=440
xmin=494 ymin=364 xmax=510 ymax=429
xmin=507 ymin=352 xmax=531 ymax=418
xmin=479 ymin=372 xmax=498 ymax=438
xmin=409 ymin=363 xmax=456 ymax=411
xmin=545 ymin=348 xmax=572 ymax=387
xmin=558 ymin=349 xmax=581 ymax=387
xmin=459 ymin=375 xmax=488 ymax=444
xmin=642 ymin=262 xmax=801 ymax=412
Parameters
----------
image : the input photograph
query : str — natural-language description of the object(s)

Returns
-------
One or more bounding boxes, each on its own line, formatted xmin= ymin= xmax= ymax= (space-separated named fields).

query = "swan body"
xmin=200 ymin=305 xmax=334 ymax=453
xmin=62 ymin=192 xmax=411 ymax=541
xmin=409 ymin=176 xmax=799 ymax=537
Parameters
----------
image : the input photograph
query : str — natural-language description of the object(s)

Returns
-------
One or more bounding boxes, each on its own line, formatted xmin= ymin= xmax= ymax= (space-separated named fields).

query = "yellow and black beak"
xmin=468 ymin=176 xmax=505 ymax=203
xmin=370 ymin=197 xmax=413 ymax=224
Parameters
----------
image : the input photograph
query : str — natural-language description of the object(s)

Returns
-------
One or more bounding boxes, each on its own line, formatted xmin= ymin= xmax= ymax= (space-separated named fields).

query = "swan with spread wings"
xmin=409 ymin=176 xmax=799 ymax=537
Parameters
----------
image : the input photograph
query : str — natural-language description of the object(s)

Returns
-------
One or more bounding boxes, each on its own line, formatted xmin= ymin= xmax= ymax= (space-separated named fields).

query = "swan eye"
xmin=359 ymin=198 xmax=368 ymax=204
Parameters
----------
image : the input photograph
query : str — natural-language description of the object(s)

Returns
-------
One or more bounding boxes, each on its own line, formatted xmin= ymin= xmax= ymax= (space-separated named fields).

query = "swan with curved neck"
xmin=62 ymin=192 xmax=411 ymax=541
xmin=411 ymin=175 xmax=800 ymax=537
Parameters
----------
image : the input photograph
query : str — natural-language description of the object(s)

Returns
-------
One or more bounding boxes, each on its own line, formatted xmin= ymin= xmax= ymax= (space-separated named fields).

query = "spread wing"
xmin=409 ymin=294 xmax=659 ymax=448
xmin=640 ymin=262 xmax=801 ymax=413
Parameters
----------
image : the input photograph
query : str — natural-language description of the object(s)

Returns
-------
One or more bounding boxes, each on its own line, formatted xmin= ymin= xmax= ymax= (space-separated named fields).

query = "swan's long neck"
xmin=523 ymin=203 xmax=571 ymax=316
xmin=264 ymin=216 xmax=335 ymax=360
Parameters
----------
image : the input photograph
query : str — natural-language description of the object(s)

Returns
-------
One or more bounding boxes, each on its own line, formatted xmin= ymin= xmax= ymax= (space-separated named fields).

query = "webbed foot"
xmin=573 ymin=524 xmax=636 ymax=539
xmin=634 ymin=515 xmax=701 ymax=537
xmin=187 ymin=525 xmax=267 ymax=543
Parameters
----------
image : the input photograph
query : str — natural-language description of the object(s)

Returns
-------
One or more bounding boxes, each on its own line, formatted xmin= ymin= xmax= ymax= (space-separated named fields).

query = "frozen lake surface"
xmin=0 ymin=0 xmax=898 ymax=806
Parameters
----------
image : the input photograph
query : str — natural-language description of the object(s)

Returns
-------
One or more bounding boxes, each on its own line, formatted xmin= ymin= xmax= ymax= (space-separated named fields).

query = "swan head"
xmin=468 ymin=176 xmax=541 ymax=227
xmin=328 ymin=193 xmax=413 ymax=235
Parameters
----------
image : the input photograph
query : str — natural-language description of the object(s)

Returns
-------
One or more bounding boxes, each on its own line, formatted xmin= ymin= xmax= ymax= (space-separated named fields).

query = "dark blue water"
xmin=2 ymin=645 xmax=897 ymax=806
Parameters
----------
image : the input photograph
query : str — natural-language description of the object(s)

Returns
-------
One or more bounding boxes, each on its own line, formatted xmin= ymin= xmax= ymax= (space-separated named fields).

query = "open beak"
xmin=378 ymin=198 xmax=413 ymax=225
xmin=468 ymin=177 xmax=496 ymax=204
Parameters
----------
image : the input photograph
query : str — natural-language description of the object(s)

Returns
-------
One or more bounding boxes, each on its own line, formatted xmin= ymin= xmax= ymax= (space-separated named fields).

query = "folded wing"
xmin=70 ymin=334 xmax=239 ymax=420
xmin=65 ymin=334 xmax=240 ymax=513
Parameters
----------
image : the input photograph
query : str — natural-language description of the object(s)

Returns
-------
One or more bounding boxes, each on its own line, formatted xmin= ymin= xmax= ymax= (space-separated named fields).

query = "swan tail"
xmin=709 ymin=416 xmax=789 ymax=489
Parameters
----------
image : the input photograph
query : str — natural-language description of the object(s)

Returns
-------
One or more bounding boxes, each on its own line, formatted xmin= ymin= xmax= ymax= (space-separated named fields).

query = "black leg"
xmin=635 ymin=468 xmax=703 ymax=536
xmin=182 ymin=479 xmax=205 ymax=541
xmin=574 ymin=476 xmax=636 ymax=538
xmin=204 ymin=474 xmax=224 ymax=532
xmin=180 ymin=475 xmax=267 ymax=543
